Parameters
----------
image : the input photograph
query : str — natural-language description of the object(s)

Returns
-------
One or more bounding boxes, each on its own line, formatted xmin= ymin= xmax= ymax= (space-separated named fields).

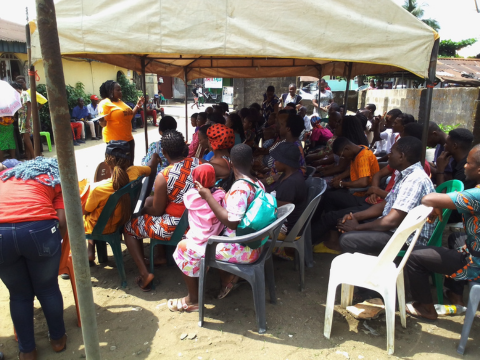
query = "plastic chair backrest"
xmin=90 ymin=176 xmax=145 ymax=237
xmin=208 ymin=204 xmax=294 ymax=252
xmin=306 ymin=177 xmax=327 ymax=203
xmin=305 ymin=166 xmax=316 ymax=178
xmin=168 ymin=210 xmax=189 ymax=245
xmin=368 ymin=205 xmax=432 ymax=283
xmin=284 ymin=191 xmax=323 ymax=241
xmin=428 ymin=180 xmax=464 ymax=247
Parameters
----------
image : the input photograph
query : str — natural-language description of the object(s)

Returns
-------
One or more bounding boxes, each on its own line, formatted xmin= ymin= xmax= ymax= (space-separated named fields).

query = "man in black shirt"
xmin=435 ymin=128 xmax=475 ymax=189
xmin=269 ymin=142 xmax=307 ymax=234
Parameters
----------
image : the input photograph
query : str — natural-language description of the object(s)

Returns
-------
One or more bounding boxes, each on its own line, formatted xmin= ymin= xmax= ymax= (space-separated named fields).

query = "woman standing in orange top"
xmin=98 ymin=80 xmax=144 ymax=164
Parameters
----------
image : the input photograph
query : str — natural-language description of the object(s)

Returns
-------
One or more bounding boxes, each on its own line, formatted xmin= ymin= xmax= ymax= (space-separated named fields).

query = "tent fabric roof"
xmin=31 ymin=0 xmax=438 ymax=80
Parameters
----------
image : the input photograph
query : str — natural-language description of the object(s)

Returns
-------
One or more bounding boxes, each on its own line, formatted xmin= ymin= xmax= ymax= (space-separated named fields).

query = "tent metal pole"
xmin=141 ymin=57 xmax=148 ymax=154
xmin=421 ymin=38 xmax=440 ymax=165
xmin=184 ymin=67 xmax=188 ymax=141
xmin=34 ymin=1 xmax=101 ymax=359
xmin=25 ymin=23 xmax=42 ymax=157
xmin=343 ymin=62 xmax=353 ymax=112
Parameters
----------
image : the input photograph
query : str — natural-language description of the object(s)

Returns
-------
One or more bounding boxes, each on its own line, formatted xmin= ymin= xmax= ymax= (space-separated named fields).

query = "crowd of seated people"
xmin=5 ymin=81 xmax=477 ymax=359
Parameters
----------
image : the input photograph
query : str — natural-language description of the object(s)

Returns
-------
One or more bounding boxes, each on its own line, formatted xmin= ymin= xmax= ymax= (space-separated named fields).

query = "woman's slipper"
xmin=135 ymin=274 xmax=154 ymax=292
xmin=313 ymin=242 xmax=341 ymax=255
xmin=406 ymin=302 xmax=437 ymax=322
xmin=217 ymin=277 xmax=246 ymax=300
xmin=167 ymin=298 xmax=199 ymax=313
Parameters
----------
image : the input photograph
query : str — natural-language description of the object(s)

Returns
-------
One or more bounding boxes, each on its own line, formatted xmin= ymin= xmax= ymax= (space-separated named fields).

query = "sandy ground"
xmin=1 ymin=235 xmax=480 ymax=360
xmin=1 ymin=104 xmax=479 ymax=359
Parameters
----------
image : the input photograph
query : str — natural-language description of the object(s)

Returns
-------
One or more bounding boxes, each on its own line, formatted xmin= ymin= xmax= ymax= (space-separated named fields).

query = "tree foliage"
xmin=439 ymin=39 xmax=478 ymax=57
xmin=116 ymin=73 xmax=142 ymax=104
xmin=37 ymin=82 xmax=92 ymax=132
xmin=403 ymin=0 xmax=440 ymax=32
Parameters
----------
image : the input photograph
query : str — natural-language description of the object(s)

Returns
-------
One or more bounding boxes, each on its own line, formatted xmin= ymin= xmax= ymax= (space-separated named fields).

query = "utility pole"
xmin=34 ymin=1 xmax=101 ymax=358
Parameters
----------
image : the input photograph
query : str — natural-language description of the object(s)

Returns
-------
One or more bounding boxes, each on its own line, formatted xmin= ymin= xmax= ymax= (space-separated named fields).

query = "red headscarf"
xmin=206 ymin=124 xmax=235 ymax=150
xmin=192 ymin=163 xmax=216 ymax=188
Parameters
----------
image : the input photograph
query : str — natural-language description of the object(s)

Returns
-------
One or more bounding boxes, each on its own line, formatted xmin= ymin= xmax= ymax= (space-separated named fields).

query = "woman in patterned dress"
xmin=124 ymin=130 xmax=199 ymax=291
xmin=196 ymin=144 xmax=265 ymax=300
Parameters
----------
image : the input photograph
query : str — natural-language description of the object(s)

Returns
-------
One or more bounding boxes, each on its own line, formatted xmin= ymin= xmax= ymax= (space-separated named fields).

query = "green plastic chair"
xmin=398 ymin=179 xmax=464 ymax=304
xmin=148 ymin=210 xmax=189 ymax=290
xmin=40 ymin=131 xmax=52 ymax=152
xmin=86 ymin=176 xmax=145 ymax=288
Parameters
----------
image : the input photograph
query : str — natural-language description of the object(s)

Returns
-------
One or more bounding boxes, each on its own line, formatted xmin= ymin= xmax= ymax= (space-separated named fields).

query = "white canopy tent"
xmin=30 ymin=0 xmax=439 ymax=146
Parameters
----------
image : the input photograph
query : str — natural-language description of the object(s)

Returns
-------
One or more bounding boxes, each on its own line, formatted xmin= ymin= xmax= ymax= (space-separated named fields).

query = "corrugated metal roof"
xmin=436 ymin=58 xmax=480 ymax=86
xmin=0 ymin=40 xmax=27 ymax=53
xmin=0 ymin=18 xmax=26 ymax=43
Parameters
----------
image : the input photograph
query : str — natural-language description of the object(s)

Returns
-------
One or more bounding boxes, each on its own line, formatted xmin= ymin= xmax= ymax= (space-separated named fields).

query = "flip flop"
xmin=167 ymin=298 xmax=199 ymax=313
xmin=217 ymin=277 xmax=246 ymax=300
xmin=406 ymin=302 xmax=437 ymax=322
xmin=135 ymin=275 xmax=154 ymax=292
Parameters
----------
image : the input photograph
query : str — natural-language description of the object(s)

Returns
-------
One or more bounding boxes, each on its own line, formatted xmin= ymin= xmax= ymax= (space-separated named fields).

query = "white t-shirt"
xmin=303 ymin=115 xmax=312 ymax=131
xmin=377 ymin=129 xmax=397 ymax=155
xmin=87 ymin=103 xmax=98 ymax=118
xmin=366 ymin=120 xmax=374 ymax=145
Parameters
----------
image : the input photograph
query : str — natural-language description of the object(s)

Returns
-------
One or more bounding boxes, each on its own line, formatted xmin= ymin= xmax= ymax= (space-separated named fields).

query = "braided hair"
xmin=99 ymin=80 xmax=117 ymax=101
xmin=161 ymin=130 xmax=186 ymax=159
xmin=1 ymin=157 xmax=61 ymax=187
xmin=104 ymin=153 xmax=131 ymax=226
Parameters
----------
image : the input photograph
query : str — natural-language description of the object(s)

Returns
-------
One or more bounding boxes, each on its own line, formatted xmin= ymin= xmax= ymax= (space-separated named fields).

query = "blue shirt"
xmin=72 ymin=105 xmax=89 ymax=120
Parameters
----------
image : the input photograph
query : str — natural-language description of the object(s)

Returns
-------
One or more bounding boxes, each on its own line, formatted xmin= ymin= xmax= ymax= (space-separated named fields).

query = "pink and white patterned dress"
xmin=215 ymin=179 xmax=264 ymax=264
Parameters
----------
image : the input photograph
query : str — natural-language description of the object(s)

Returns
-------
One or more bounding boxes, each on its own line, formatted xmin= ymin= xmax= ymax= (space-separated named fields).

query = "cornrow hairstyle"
xmin=161 ymin=130 xmax=186 ymax=159
xmin=99 ymin=80 xmax=116 ymax=100
xmin=104 ymin=154 xmax=131 ymax=227
xmin=1 ymin=157 xmax=61 ymax=187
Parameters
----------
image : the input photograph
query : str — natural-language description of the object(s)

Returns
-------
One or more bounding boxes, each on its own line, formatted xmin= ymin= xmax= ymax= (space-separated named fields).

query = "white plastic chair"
xmin=323 ymin=204 xmax=432 ymax=355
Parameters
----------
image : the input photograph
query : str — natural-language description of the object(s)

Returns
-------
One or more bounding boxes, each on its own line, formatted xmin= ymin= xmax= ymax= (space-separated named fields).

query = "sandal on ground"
xmin=313 ymin=242 xmax=341 ymax=255
xmin=406 ymin=302 xmax=437 ymax=321
xmin=135 ymin=274 xmax=154 ymax=292
xmin=217 ymin=276 xmax=246 ymax=300
xmin=167 ymin=298 xmax=199 ymax=313
xmin=48 ymin=333 xmax=67 ymax=353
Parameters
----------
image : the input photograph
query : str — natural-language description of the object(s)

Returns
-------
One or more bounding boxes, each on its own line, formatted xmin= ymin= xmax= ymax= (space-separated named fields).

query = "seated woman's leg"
xmin=123 ymin=232 xmax=154 ymax=290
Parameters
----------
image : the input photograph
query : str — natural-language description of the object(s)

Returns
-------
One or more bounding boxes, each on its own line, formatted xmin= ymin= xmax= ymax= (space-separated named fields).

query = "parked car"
xmin=301 ymin=83 xmax=318 ymax=93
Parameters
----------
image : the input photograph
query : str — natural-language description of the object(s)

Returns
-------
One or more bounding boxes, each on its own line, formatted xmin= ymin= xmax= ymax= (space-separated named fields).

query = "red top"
xmin=0 ymin=175 xmax=65 ymax=223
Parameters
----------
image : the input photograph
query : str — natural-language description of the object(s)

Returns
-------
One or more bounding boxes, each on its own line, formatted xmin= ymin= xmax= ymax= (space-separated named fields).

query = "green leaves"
xmin=439 ymin=39 xmax=478 ymax=57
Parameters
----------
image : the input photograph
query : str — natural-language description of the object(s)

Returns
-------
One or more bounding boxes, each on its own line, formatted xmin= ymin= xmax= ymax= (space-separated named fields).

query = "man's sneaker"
xmin=78 ymin=139 xmax=86 ymax=143
xmin=73 ymin=141 xmax=80 ymax=146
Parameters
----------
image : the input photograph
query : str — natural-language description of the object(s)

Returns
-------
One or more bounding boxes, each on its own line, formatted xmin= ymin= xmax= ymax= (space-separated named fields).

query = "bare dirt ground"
xmin=1 ymin=241 xmax=479 ymax=360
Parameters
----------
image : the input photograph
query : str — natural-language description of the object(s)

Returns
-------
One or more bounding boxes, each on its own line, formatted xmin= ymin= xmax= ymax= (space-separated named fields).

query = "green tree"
xmin=439 ymin=38 xmax=478 ymax=57
xmin=116 ymin=73 xmax=142 ymax=104
xmin=402 ymin=0 xmax=441 ymax=32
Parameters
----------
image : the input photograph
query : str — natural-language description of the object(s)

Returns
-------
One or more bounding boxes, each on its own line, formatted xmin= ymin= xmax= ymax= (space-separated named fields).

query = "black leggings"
xmin=405 ymin=232 xmax=469 ymax=304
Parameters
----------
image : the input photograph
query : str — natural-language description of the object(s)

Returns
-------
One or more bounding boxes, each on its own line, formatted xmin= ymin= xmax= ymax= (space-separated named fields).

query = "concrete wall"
xmin=358 ymin=88 xmax=480 ymax=131
xmin=233 ymin=77 xmax=296 ymax=110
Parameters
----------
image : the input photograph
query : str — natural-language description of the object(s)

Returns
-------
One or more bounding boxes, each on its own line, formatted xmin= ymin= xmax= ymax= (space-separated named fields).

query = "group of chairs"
xmin=47 ymin=160 xmax=480 ymax=355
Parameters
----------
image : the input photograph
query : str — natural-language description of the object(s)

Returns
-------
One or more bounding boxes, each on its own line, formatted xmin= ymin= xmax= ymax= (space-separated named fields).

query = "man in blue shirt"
xmin=72 ymin=97 xmax=99 ymax=140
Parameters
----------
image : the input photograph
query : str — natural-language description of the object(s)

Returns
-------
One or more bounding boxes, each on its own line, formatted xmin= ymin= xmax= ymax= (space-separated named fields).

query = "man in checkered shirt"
xmin=337 ymin=136 xmax=435 ymax=254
